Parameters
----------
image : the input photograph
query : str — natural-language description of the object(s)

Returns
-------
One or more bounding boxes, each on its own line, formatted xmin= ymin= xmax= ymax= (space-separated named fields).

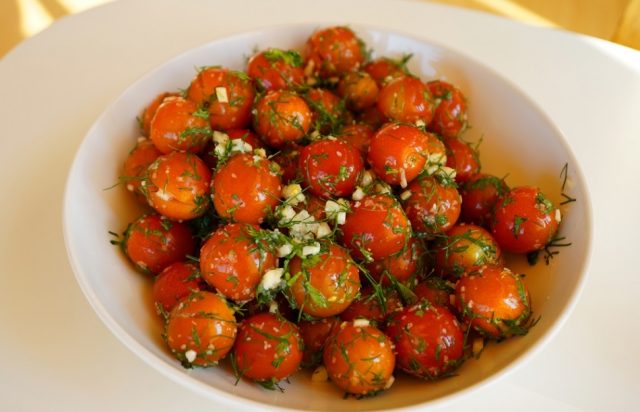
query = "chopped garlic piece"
xmin=435 ymin=166 xmax=457 ymax=180
xmin=212 ymin=131 xmax=229 ymax=145
xmin=384 ymin=375 xmax=395 ymax=390
xmin=352 ymin=187 xmax=365 ymax=201
xmin=268 ymin=301 xmax=278 ymax=313
xmin=315 ymin=222 xmax=332 ymax=239
xmin=360 ymin=170 xmax=374 ymax=186
xmin=277 ymin=243 xmax=293 ymax=258
xmin=336 ymin=211 xmax=346 ymax=225
xmin=282 ymin=184 xmax=305 ymax=206
xmin=278 ymin=205 xmax=296 ymax=222
xmin=185 ymin=350 xmax=197 ymax=363
xmin=311 ymin=365 xmax=328 ymax=382
xmin=155 ymin=188 xmax=172 ymax=201
xmin=399 ymin=168 xmax=408 ymax=188
xmin=415 ymin=119 xmax=426 ymax=128
xmin=472 ymin=337 xmax=484 ymax=356
xmin=374 ymin=183 xmax=391 ymax=195
xmin=231 ymin=138 xmax=252 ymax=153
xmin=254 ymin=148 xmax=267 ymax=158
xmin=215 ymin=86 xmax=228 ymax=103
xmin=302 ymin=242 xmax=321 ymax=257
xmin=555 ymin=209 xmax=562 ymax=223
xmin=400 ymin=190 xmax=412 ymax=200
xmin=353 ymin=319 xmax=370 ymax=327
xmin=261 ymin=268 xmax=284 ymax=290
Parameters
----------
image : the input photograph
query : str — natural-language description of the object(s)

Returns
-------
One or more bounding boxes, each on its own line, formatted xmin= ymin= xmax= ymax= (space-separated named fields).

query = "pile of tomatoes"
xmin=113 ymin=26 xmax=562 ymax=397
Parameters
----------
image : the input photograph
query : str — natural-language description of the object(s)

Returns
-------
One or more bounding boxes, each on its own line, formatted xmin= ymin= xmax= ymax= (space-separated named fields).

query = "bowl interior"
xmin=64 ymin=24 xmax=591 ymax=411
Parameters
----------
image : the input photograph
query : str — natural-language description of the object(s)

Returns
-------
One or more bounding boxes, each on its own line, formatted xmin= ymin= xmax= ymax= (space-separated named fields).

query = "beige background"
xmin=1 ymin=0 xmax=639 ymax=58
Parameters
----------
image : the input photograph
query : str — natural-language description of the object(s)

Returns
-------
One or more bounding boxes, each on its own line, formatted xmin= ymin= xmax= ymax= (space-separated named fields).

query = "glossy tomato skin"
xmin=186 ymin=67 xmax=255 ymax=130
xmin=386 ymin=302 xmax=465 ymax=379
xmin=401 ymin=175 xmax=461 ymax=239
xmin=199 ymin=223 xmax=277 ymax=302
xmin=123 ymin=214 xmax=195 ymax=275
xmin=212 ymin=153 xmax=282 ymax=224
xmin=414 ymin=278 xmax=455 ymax=310
xmin=460 ymin=173 xmax=510 ymax=228
xmin=336 ymin=123 xmax=374 ymax=155
xmin=233 ymin=313 xmax=304 ymax=383
xmin=434 ymin=223 xmax=504 ymax=278
xmin=247 ymin=48 xmax=305 ymax=91
xmin=444 ymin=137 xmax=480 ymax=183
xmin=253 ymin=90 xmax=312 ymax=147
xmin=366 ymin=237 xmax=425 ymax=286
xmin=455 ymin=265 xmax=532 ymax=339
xmin=323 ymin=321 xmax=395 ymax=396
xmin=305 ymin=88 xmax=346 ymax=134
xmin=141 ymin=92 xmax=178 ymax=136
xmin=201 ymin=129 xmax=263 ymax=170
xmin=303 ymin=26 xmax=365 ymax=78
xmin=299 ymin=138 xmax=364 ymax=198
xmin=165 ymin=291 xmax=237 ymax=367
xmin=149 ymin=96 xmax=209 ymax=154
xmin=377 ymin=76 xmax=434 ymax=124
xmin=339 ymin=287 xmax=403 ymax=325
xmin=152 ymin=261 xmax=206 ymax=313
xmin=146 ymin=152 xmax=211 ymax=221
xmin=298 ymin=316 xmax=341 ymax=367
xmin=121 ymin=138 xmax=162 ymax=202
xmin=367 ymin=123 xmax=430 ymax=187
xmin=289 ymin=243 xmax=361 ymax=318
xmin=342 ymin=194 xmax=411 ymax=261
xmin=337 ymin=71 xmax=379 ymax=112
xmin=491 ymin=186 xmax=560 ymax=253
xmin=426 ymin=80 xmax=468 ymax=138
xmin=363 ymin=57 xmax=408 ymax=87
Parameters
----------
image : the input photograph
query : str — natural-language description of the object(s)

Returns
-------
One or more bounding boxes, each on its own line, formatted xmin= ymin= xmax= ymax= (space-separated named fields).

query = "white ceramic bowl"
xmin=63 ymin=24 xmax=592 ymax=411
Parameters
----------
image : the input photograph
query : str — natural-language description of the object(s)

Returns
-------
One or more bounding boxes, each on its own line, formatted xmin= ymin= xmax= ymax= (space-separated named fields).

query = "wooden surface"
xmin=1 ymin=0 xmax=639 ymax=57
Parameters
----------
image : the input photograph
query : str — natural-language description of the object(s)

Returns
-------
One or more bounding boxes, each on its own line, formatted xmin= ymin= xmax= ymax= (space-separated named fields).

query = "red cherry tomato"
xmin=460 ymin=173 xmax=510 ymax=228
xmin=444 ymin=137 xmax=480 ymax=183
xmin=149 ymin=96 xmax=209 ymax=154
xmin=270 ymin=143 xmax=302 ymax=184
xmin=233 ymin=313 xmax=303 ymax=384
xmin=377 ymin=76 xmax=434 ymax=124
xmin=337 ymin=71 xmax=379 ymax=112
xmin=336 ymin=123 xmax=374 ymax=155
xmin=212 ymin=153 xmax=282 ymax=224
xmin=305 ymin=88 xmax=346 ymax=134
xmin=357 ymin=105 xmax=387 ymax=129
xmin=140 ymin=92 xmax=178 ymax=136
xmin=299 ymin=138 xmax=364 ymax=198
xmin=200 ymin=223 xmax=277 ymax=302
xmin=122 ymin=214 xmax=195 ymax=274
xmin=414 ymin=278 xmax=454 ymax=310
xmin=386 ymin=302 xmax=465 ymax=379
xmin=363 ymin=56 xmax=409 ymax=87
xmin=298 ymin=316 xmax=341 ymax=367
xmin=323 ymin=321 xmax=395 ymax=396
xmin=121 ymin=138 xmax=162 ymax=203
xmin=366 ymin=237 xmax=425 ymax=286
xmin=455 ymin=265 xmax=532 ymax=339
xmin=247 ymin=48 xmax=305 ymax=91
xmin=491 ymin=186 xmax=560 ymax=253
xmin=342 ymin=194 xmax=411 ymax=261
xmin=289 ymin=243 xmax=361 ymax=318
xmin=339 ymin=287 xmax=403 ymax=325
xmin=426 ymin=80 xmax=468 ymax=138
xmin=153 ymin=261 xmax=205 ymax=313
xmin=303 ymin=26 xmax=365 ymax=78
xmin=186 ymin=67 xmax=255 ymax=130
xmin=146 ymin=152 xmax=211 ymax=221
xmin=165 ymin=291 xmax=237 ymax=367
xmin=253 ymin=90 xmax=312 ymax=147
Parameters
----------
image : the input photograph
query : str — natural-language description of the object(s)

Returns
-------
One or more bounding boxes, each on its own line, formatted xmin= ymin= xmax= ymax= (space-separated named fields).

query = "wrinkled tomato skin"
xmin=460 ymin=173 xmax=510 ymax=228
xmin=323 ymin=322 xmax=395 ymax=396
xmin=200 ymin=223 xmax=277 ymax=302
xmin=299 ymin=139 xmax=364 ymax=198
xmin=141 ymin=92 xmax=178 ymax=136
xmin=152 ymin=261 xmax=206 ymax=313
xmin=367 ymin=123 xmax=430 ymax=187
xmin=366 ymin=237 xmax=425 ymax=286
xmin=491 ymin=186 xmax=560 ymax=253
xmin=426 ymin=80 xmax=467 ymax=138
xmin=434 ymin=223 xmax=504 ymax=278
xmin=298 ymin=317 xmax=341 ymax=367
xmin=305 ymin=88 xmax=345 ymax=134
xmin=234 ymin=313 xmax=303 ymax=382
xmin=377 ymin=76 xmax=434 ymax=124
xmin=247 ymin=49 xmax=305 ymax=91
xmin=386 ymin=302 xmax=464 ymax=379
xmin=166 ymin=291 xmax=237 ymax=367
xmin=337 ymin=71 xmax=379 ymax=112
xmin=289 ymin=243 xmax=361 ymax=318
xmin=123 ymin=214 xmax=195 ymax=275
xmin=212 ymin=153 xmax=282 ymax=224
xmin=342 ymin=194 xmax=411 ymax=261
xmin=146 ymin=152 xmax=211 ymax=221
xmin=444 ymin=137 xmax=480 ymax=183
xmin=339 ymin=287 xmax=403 ymax=325
xmin=402 ymin=175 xmax=461 ymax=239
xmin=201 ymin=129 xmax=263 ymax=170
xmin=363 ymin=57 xmax=407 ymax=87
xmin=150 ymin=96 xmax=209 ymax=154
xmin=186 ymin=67 xmax=255 ymax=130
xmin=336 ymin=123 xmax=374 ymax=155
xmin=455 ymin=265 xmax=531 ymax=339
xmin=253 ymin=90 xmax=312 ymax=147
xmin=303 ymin=26 xmax=365 ymax=78
xmin=121 ymin=138 xmax=162 ymax=203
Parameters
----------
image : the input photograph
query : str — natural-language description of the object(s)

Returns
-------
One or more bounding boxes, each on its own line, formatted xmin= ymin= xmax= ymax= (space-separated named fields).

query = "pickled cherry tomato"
xmin=401 ymin=175 xmax=461 ymax=239
xmin=186 ymin=67 xmax=255 ymax=130
xmin=289 ymin=243 xmax=361 ymax=318
xmin=165 ymin=291 xmax=237 ymax=367
xmin=122 ymin=214 xmax=195 ymax=274
xmin=377 ymin=76 xmax=434 ymax=124
xmin=247 ymin=48 xmax=304 ymax=91
xmin=121 ymin=138 xmax=161 ymax=202
xmin=149 ymin=96 xmax=209 ymax=154
xmin=335 ymin=123 xmax=374 ymax=154
xmin=491 ymin=186 xmax=560 ymax=253
xmin=305 ymin=88 xmax=345 ymax=134
xmin=200 ymin=223 xmax=277 ymax=302
xmin=270 ymin=144 xmax=301 ymax=184
xmin=323 ymin=321 xmax=395 ymax=396
xmin=339 ymin=287 xmax=403 ymax=324
xmin=152 ymin=261 xmax=205 ymax=313
xmin=434 ymin=223 xmax=504 ymax=278
xmin=366 ymin=237 xmax=425 ymax=286
xmin=253 ymin=90 xmax=312 ymax=147
xmin=426 ymin=80 xmax=467 ymax=138
xmin=444 ymin=137 xmax=480 ymax=183
xmin=212 ymin=153 xmax=282 ymax=224
xmin=303 ymin=26 xmax=365 ymax=78
xmin=233 ymin=313 xmax=303 ymax=384
xmin=298 ymin=316 xmax=341 ymax=366
xmin=414 ymin=278 xmax=454 ymax=310
xmin=337 ymin=71 xmax=379 ymax=112
xmin=460 ymin=173 xmax=509 ymax=227
xmin=146 ymin=152 xmax=211 ymax=221
xmin=367 ymin=123 xmax=430 ymax=187
xmin=364 ymin=56 xmax=408 ymax=87
xmin=342 ymin=194 xmax=411 ymax=261
xmin=140 ymin=92 xmax=178 ymax=136
xmin=386 ymin=301 xmax=465 ymax=379
xmin=357 ymin=105 xmax=387 ymax=129
xmin=299 ymin=138 xmax=364 ymax=198
xmin=455 ymin=265 xmax=532 ymax=339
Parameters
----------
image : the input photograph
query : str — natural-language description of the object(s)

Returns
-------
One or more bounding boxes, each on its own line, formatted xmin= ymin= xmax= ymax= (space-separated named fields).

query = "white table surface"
xmin=1 ymin=0 xmax=639 ymax=410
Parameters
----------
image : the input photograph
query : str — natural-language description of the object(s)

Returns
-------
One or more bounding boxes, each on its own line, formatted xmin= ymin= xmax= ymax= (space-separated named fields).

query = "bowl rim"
xmin=62 ymin=21 xmax=594 ymax=411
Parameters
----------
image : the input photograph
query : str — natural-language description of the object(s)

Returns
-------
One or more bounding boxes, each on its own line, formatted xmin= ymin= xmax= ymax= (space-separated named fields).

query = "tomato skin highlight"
xmin=153 ymin=261 xmax=205 ymax=313
xmin=199 ymin=223 xmax=277 ymax=302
